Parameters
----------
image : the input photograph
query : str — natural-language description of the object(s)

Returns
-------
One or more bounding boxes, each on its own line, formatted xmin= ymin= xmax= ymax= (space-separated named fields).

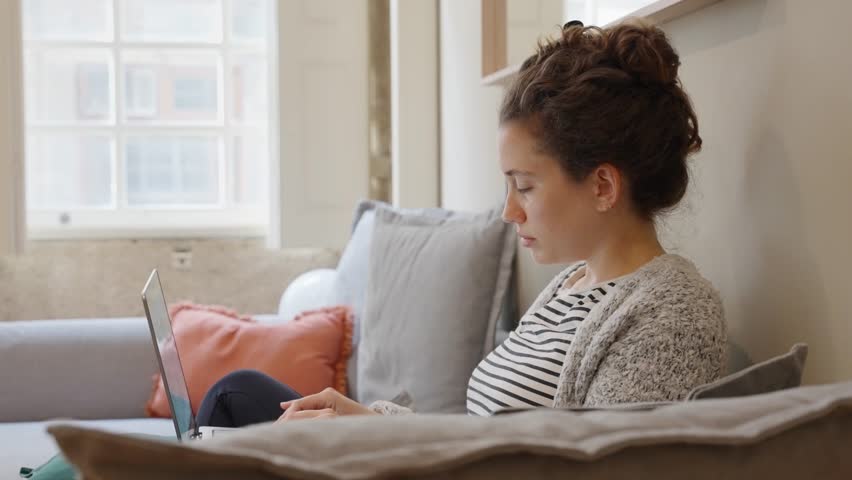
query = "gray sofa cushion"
xmin=48 ymin=381 xmax=852 ymax=479
xmin=687 ymin=343 xmax=808 ymax=400
xmin=357 ymin=204 xmax=515 ymax=412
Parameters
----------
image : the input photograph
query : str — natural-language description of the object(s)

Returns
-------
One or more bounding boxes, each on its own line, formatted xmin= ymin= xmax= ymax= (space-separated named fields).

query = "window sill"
xmin=27 ymin=225 xmax=267 ymax=240
xmin=27 ymin=208 xmax=267 ymax=240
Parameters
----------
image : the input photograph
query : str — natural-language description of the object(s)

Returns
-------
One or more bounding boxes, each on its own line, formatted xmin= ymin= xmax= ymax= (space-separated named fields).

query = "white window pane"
xmin=23 ymin=0 xmax=113 ymax=42
xmin=121 ymin=0 xmax=223 ymax=43
xmin=124 ymin=67 xmax=158 ymax=118
xmin=126 ymin=135 xmax=220 ymax=206
xmin=122 ymin=51 xmax=221 ymax=125
xmin=231 ymin=131 xmax=267 ymax=205
xmin=26 ymin=134 xmax=114 ymax=209
xmin=229 ymin=0 xmax=270 ymax=44
xmin=24 ymin=49 xmax=114 ymax=124
xmin=230 ymin=55 xmax=267 ymax=125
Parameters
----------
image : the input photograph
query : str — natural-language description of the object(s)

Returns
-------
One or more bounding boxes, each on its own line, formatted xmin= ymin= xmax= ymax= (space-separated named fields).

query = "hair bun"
xmin=607 ymin=22 xmax=680 ymax=86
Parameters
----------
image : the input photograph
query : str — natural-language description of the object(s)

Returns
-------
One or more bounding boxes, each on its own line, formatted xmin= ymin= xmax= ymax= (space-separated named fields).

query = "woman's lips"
xmin=519 ymin=235 xmax=536 ymax=247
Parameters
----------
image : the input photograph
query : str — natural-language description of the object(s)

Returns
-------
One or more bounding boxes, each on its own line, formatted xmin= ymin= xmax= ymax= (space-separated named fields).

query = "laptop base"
xmin=192 ymin=426 xmax=238 ymax=440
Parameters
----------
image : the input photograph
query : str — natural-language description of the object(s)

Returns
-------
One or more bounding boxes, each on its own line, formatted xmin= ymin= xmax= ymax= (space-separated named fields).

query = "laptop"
xmin=141 ymin=269 xmax=236 ymax=440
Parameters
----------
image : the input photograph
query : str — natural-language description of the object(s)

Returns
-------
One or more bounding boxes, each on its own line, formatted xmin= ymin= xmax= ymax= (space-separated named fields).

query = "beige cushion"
xmin=49 ymin=380 xmax=852 ymax=480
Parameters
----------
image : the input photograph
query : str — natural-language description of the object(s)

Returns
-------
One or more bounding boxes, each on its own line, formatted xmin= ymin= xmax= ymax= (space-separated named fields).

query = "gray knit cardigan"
xmin=370 ymin=253 xmax=727 ymax=414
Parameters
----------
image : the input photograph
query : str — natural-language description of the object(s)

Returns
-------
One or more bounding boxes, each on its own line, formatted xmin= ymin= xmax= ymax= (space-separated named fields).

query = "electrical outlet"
xmin=171 ymin=249 xmax=193 ymax=271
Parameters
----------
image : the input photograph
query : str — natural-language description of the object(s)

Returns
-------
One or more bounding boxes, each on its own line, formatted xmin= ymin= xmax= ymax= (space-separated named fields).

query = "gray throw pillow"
xmin=336 ymin=200 xmax=456 ymax=402
xmin=357 ymin=204 xmax=515 ymax=413
xmin=687 ymin=343 xmax=808 ymax=400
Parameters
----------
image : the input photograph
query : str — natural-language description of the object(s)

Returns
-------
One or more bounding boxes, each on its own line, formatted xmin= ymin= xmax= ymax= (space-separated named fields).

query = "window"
xmin=22 ymin=0 xmax=274 ymax=237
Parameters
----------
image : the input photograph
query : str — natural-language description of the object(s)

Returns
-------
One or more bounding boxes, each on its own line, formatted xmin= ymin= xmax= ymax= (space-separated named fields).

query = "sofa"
xmin=0 ymin=200 xmax=521 ymax=475
xmin=2 ymin=199 xmax=776 ymax=477
xmin=44 ymin=377 xmax=852 ymax=480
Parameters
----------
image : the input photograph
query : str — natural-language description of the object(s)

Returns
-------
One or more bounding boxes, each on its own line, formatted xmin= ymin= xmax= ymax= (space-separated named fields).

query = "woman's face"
xmin=498 ymin=120 xmax=608 ymax=265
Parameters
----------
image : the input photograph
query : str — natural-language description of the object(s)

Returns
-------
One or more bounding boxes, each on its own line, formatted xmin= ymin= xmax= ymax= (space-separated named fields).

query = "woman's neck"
xmin=575 ymin=220 xmax=665 ymax=289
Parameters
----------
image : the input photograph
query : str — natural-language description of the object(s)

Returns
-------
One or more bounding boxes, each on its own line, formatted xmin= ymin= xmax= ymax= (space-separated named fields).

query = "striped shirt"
xmin=466 ymin=268 xmax=621 ymax=416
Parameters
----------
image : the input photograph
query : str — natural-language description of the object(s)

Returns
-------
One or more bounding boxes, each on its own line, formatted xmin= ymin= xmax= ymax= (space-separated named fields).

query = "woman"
xmin=196 ymin=20 xmax=726 ymax=426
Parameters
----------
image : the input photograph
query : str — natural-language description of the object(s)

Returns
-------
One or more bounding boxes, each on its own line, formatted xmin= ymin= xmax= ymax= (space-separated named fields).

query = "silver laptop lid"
xmin=142 ymin=269 xmax=196 ymax=441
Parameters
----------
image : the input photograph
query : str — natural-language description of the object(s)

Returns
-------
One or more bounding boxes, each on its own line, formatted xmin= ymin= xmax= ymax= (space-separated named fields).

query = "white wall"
xmin=439 ymin=0 xmax=505 ymax=213
xmin=660 ymin=0 xmax=852 ymax=384
xmin=391 ymin=0 xmax=440 ymax=208
xmin=274 ymin=0 xmax=370 ymax=249
xmin=438 ymin=0 xmax=852 ymax=384
xmin=439 ymin=0 xmax=565 ymax=315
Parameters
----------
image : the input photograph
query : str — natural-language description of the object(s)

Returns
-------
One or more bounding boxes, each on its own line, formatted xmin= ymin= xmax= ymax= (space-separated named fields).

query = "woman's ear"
xmin=592 ymin=164 xmax=621 ymax=212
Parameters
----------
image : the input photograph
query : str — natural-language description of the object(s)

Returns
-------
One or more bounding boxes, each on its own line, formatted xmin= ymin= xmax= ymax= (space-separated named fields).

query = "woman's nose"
xmin=502 ymin=193 xmax=526 ymax=224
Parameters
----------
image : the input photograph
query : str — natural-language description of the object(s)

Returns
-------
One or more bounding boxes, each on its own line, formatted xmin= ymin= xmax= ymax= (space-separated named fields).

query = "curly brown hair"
xmin=500 ymin=20 xmax=702 ymax=220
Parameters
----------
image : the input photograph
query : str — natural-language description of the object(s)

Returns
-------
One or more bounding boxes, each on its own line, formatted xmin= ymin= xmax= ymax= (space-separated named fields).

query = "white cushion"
xmin=276 ymin=269 xmax=339 ymax=322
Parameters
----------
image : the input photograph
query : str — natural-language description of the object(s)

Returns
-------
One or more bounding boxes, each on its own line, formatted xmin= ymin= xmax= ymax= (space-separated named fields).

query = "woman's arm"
xmin=582 ymin=306 xmax=726 ymax=406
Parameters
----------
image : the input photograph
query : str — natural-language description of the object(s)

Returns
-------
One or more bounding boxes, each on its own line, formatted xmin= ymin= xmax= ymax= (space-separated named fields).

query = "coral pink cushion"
xmin=146 ymin=303 xmax=353 ymax=418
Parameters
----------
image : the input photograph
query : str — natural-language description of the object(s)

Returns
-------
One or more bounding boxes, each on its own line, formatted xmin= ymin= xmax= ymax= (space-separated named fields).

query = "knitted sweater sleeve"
xmin=367 ymin=390 xmax=415 ymax=415
xmin=368 ymin=400 xmax=413 ymax=415
xmin=582 ymin=297 xmax=727 ymax=406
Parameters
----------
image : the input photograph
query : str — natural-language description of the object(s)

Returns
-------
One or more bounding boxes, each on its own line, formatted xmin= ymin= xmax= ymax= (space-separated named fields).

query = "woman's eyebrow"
xmin=504 ymin=169 xmax=534 ymax=177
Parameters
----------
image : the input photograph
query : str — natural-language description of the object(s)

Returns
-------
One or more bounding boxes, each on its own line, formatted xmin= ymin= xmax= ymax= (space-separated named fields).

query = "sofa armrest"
xmin=0 ymin=317 xmax=159 ymax=422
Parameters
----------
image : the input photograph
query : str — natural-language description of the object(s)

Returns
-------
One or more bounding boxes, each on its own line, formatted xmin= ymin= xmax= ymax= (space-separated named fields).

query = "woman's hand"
xmin=276 ymin=387 xmax=377 ymax=423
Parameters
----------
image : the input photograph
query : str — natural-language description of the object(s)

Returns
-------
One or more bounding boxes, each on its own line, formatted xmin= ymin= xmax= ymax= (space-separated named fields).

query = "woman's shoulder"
xmin=547 ymin=254 xmax=720 ymax=304
xmin=629 ymin=254 xmax=722 ymax=306
xmin=528 ymin=254 xmax=723 ymax=320
xmin=624 ymin=254 xmax=726 ymax=339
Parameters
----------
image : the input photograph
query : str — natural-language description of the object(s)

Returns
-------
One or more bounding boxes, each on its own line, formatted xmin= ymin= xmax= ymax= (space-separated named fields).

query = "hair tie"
xmin=563 ymin=20 xmax=584 ymax=30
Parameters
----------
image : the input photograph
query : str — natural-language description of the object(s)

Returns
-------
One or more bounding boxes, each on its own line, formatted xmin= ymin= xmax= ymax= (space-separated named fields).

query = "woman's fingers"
xmin=280 ymin=400 xmax=301 ymax=417
xmin=280 ymin=389 xmax=338 ymax=413
xmin=312 ymin=413 xmax=337 ymax=420
xmin=280 ymin=408 xmax=336 ymax=421
xmin=275 ymin=389 xmax=372 ymax=423
xmin=281 ymin=397 xmax=332 ymax=420
xmin=275 ymin=388 xmax=373 ymax=423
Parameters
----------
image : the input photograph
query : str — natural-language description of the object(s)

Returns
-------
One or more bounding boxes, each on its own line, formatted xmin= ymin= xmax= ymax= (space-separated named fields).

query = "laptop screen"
xmin=142 ymin=270 xmax=194 ymax=440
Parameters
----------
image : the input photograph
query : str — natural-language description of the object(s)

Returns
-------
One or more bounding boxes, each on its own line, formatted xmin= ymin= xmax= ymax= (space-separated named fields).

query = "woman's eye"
xmin=516 ymin=186 xmax=532 ymax=193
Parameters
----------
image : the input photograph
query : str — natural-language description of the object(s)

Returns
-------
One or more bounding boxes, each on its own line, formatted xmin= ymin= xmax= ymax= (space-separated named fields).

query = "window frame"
xmin=22 ymin=0 xmax=276 ymax=240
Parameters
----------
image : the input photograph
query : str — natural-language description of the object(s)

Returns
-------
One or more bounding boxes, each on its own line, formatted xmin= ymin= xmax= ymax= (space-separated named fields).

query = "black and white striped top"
xmin=466 ymin=268 xmax=620 ymax=416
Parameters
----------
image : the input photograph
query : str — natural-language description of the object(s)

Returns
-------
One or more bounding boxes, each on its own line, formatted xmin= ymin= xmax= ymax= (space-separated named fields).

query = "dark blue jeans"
xmin=196 ymin=369 xmax=303 ymax=428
